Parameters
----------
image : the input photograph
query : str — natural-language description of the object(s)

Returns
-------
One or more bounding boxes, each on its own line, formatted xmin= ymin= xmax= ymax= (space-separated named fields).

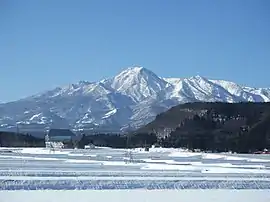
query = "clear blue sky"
xmin=1 ymin=0 xmax=269 ymax=102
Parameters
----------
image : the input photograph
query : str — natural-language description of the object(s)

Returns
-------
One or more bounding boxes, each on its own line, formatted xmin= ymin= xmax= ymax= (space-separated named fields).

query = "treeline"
xmin=77 ymin=133 xmax=157 ymax=149
xmin=1 ymin=128 xmax=269 ymax=153
xmin=0 ymin=132 xmax=45 ymax=147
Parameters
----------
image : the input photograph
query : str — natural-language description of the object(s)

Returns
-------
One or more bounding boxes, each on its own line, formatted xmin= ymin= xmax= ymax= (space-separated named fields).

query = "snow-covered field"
xmin=0 ymin=147 xmax=270 ymax=201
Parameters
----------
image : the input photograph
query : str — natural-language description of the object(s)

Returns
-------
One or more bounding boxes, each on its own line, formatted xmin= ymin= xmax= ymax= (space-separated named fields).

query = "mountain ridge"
xmin=0 ymin=66 xmax=270 ymax=133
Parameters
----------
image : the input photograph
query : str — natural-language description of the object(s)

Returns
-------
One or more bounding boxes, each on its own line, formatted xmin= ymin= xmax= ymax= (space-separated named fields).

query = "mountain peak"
xmin=113 ymin=66 xmax=158 ymax=83
xmin=110 ymin=66 xmax=167 ymax=102
xmin=117 ymin=66 xmax=151 ymax=77
xmin=126 ymin=66 xmax=144 ymax=72
xmin=189 ymin=75 xmax=206 ymax=81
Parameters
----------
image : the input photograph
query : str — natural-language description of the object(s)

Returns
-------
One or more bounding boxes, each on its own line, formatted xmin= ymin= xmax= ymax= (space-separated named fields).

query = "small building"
xmin=45 ymin=129 xmax=78 ymax=149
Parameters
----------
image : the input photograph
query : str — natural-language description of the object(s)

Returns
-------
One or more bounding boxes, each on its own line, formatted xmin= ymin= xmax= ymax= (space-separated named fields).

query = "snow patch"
xmin=102 ymin=109 xmax=117 ymax=119
xmin=168 ymin=152 xmax=201 ymax=158
xmin=18 ymin=148 xmax=70 ymax=155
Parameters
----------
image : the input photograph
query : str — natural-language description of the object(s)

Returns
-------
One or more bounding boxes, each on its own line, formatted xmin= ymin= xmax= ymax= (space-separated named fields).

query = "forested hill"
xmin=136 ymin=102 xmax=270 ymax=152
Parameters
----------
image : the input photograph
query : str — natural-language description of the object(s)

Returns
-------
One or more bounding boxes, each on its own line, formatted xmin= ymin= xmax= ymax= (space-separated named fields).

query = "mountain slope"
xmin=0 ymin=67 xmax=270 ymax=133
xmin=136 ymin=102 xmax=270 ymax=152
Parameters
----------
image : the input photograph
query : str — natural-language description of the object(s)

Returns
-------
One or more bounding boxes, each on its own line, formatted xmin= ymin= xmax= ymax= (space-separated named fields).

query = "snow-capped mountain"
xmin=102 ymin=67 xmax=168 ymax=102
xmin=0 ymin=66 xmax=269 ymax=133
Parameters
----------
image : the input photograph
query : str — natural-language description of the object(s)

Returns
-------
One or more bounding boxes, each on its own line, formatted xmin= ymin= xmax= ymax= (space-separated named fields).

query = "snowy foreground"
xmin=0 ymin=147 xmax=270 ymax=201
